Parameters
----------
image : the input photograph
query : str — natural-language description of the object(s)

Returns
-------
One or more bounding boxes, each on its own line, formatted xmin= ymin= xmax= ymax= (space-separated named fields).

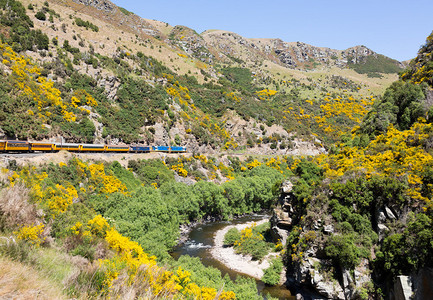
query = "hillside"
xmin=269 ymin=31 xmax=433 ymax=298
xmin=0 ymin=0 xmax=402 ymax=153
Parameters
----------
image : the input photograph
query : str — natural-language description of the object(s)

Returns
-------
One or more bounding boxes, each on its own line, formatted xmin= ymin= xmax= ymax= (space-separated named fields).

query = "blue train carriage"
xmin=153 ymin=146 xmax=170 ymax=152
xmin=130 ymin=146 xmax=151 ymax=153
xmin=170 ymin=146 xmax=186 ymax=153
xmin=54 ymin=143 xmax=81 ymax=152
xmin=105 ymin=145 xmax=130 ymax=152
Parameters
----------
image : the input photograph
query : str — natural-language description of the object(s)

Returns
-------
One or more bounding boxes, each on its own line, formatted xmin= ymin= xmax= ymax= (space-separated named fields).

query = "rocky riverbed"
xmin=210 ymin=219 xmax=277 ymax=280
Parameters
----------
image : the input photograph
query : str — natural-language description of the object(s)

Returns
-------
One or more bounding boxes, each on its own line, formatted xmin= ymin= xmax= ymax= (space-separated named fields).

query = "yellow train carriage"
xmin=5 ymin=141 xmax=30 ymax=152
xmin=31 ymin=142 xmax=55 ymax=152
xmin=105 ymin=145 xmax=130 ymax=152
xmin=54 ymin=143 xmax=80 ymax=152
xmin=0 ymin=141 xmax=5 ymax=151
xmin=80 ymin=144 xmax=106 ymax=152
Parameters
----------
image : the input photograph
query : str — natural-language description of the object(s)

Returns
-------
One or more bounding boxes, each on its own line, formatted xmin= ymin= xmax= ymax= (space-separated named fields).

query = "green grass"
xmin=32 ymin=248 xmax=75 ymax=285
xmin=348 ymin=54 xmax=402 ymax=76
xmin=118 ymin=7 xmax=133 ymax=15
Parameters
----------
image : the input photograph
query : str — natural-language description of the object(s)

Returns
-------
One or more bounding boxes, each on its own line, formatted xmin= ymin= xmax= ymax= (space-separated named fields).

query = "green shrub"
xmin=376 ymin=212 xmax=433 ymax=277
xmin=0 ymin=239 xmax=31 ymax=262
xmin=361 ymin=81 xmax=425 ymax=135
xmin=171 ymin=256 xmax=262 ymax=300
xmin=35 ymin=11 xmax=46 ymax=21
xmin=325 ymin=234 xmax=360 ymax=270
xmin=118 ymin=7 xmax=132 ymax=16
xmin=233 ymin=223 xmax=273 ymax=261
xmin=262 ymin=257 xmax=283 ymax=285
xmin=224 ymin=227 xmax=241 ymax=246
xmin=74 ymin=17 xmax=99 ymax=32
xmin=71 ymin=244 xmax=95 ymax=261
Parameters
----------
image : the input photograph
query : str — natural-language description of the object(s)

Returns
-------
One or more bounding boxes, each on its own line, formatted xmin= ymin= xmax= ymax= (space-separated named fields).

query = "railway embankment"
xmin=0 ymin=151 xmax=192 ymax=168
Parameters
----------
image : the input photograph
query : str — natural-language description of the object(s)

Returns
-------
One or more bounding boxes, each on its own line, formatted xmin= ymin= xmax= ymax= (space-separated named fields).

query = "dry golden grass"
xmin=0 ymin=256 xmax=65 ymax=299
xmin=144 ymin=18 xmax=174 ymax=36
xmin=21 ymin=0 xmax=206 ymax=81
xmin=0 ymin=182 xmax=38 ymax=229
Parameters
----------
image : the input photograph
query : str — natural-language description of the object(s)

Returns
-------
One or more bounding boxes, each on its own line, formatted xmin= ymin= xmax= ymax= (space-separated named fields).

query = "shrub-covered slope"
xmin=0 ymin=153 xmax=292 ymax=299
xmin=277 ymin=31 xmax=433 ymax=299
xmin=0 ymin=0 xmax=401 ymax=151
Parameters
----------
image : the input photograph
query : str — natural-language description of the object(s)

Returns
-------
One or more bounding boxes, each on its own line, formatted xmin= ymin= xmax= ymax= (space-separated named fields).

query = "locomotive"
xmin=0 ymin=140 xmax=186 ymax=153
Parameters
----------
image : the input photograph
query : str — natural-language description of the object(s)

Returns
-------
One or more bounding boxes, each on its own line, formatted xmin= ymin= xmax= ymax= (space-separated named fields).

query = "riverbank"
xmin=210 ymin=218 xmax=274 ymax=279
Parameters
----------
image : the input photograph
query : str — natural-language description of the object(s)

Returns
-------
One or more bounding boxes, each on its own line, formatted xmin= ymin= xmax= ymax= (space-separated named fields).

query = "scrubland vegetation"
xmin=0 ymin=0 xmax=384 ymax=149
xmin=0 ymin=154 xmax=291 ymax=299
xmin=281 ymin=31 xmax=433 ymax=297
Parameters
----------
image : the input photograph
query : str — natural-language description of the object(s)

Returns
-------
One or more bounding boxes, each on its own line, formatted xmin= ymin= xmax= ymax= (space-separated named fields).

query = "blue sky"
xmin=111 ymin=0 xmax=433 ymax=61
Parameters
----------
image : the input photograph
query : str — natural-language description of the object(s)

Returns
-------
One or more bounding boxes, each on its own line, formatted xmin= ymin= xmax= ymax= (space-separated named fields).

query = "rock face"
xmin=391 ymin=268 xmax=433 ymax=300
xmin=72 ymin=0 xmax=116 ymax=12
xmin=169 ymin=26 xmax=214 ymax=64
xmin=270 ymin=180 xmax=294 ymax=245
xmin=202 ymin=31 xmax=403 ymax=71
xmin=290 ymin=257 xmax=372 ymax=299
xmin=393 ymin=276 xmax=412 ymax=300
xmin=272 ymin=180 xmax=373 ymax=299
xmin=98 ymin=75 xmax=120 ymax=101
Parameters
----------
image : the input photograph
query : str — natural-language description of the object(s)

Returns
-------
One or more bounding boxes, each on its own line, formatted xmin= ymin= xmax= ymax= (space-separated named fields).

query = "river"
xmin=171 ymin=213 xmax=295 ymax=300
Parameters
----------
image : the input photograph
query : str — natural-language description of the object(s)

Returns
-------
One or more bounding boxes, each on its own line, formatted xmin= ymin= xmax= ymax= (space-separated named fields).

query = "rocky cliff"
xmin=271 ymin=180 xmax=372 ymax=299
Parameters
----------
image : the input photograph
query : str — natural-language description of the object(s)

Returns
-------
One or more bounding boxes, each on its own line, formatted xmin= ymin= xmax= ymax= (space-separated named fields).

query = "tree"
xmin=362 ymin=81 xmax=425 ymax=135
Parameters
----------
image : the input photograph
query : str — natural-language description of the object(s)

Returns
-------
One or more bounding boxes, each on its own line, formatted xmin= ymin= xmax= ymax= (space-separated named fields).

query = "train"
xmin=0 ymin=140 xmax=186 ymax=153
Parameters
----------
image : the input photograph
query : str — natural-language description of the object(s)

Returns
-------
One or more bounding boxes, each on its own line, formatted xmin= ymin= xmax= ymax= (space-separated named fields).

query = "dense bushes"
xmin=224 ymin=227 xmax=241 ymax=246
xmin=1 ymin=158 xmax=285 ymax=298
xmin=361 ymin=80 xmax=426 ymax=135
xmin=171 ymin=256 xmax=263 ymax=300
xmin=325 ymin=234 xmax=361 ymax=270
xmin=90 ymin=187 xmax=180 ymax=260
xmin=262 ymin=257 xmax=283 ymax=285
xmin=285 ymin=95 xmax=433 ymax=297
xmin=127 ymin=159 xmax=174 ymax=186
xmin=232 ymin=222 xmax=273 ymax=260
xmin=223 ymin=222 xmax=275 ymax=261
xmin=400 ymin=30 xmax=433 ymax=87
xmin=74 ymin=17 xmax=99 ymax=32
xmin=0 ymin=0 xmax=50 ymax=52
xmin=69 ymin=160 xmax=285 ymax=260
xmin=375 ymin=212 xmax=433 ymax=278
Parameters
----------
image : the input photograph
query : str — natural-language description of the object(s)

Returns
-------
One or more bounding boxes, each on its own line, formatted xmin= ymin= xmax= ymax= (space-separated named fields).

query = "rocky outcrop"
xmin=72 ymin=0 xmax=116 ymax=12
xmin=272 ymin=42 xmax=380 ymax=69
xmin=297 ymin=257 xmax=345 ymax=299
xmin=290 ymin=256 xmax=372 ymax=299
xmin=170 ymin=26 xmax=214 ymax=64
xmin=272 ymin=180 xmax=373 ymax=299
xmin=393 ymin=276 xmax=412 ymax=300
xmin=203 ymin=31 xmax=402 ymax=72
xmin=270 ymin=180 xmax=294 ymax=244
xmin=98 ymin=75 xmax=120 ymax=101
xmin=391 ymin=268 xmax=433 ymax=300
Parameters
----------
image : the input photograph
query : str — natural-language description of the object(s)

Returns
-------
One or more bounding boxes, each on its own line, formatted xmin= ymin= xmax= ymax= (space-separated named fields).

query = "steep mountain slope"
xmin=203 ymin=30 xmax=402 ymax=74
xmin=270 ymin=30 xmax=433 ymax=299
xmin=0 ymin=0 xmax=402 ymax=154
